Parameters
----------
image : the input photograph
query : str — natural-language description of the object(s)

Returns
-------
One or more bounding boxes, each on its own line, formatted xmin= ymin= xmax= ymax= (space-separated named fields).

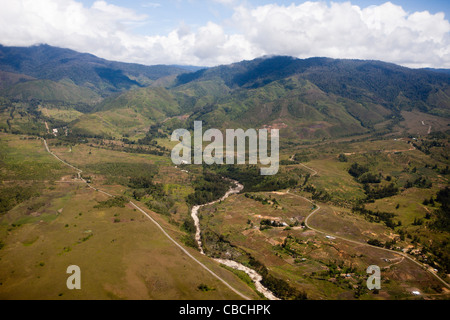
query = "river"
xmin=190 ymin=180 xmax=280 ymax=300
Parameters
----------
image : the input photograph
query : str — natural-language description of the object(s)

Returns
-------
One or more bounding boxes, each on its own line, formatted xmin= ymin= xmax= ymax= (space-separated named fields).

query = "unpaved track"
xmin=190 ymin=181 xmax=280 ymax=300
xmin=43 ymin=138 xmax=450 ymax=294
xmin=289 ymin=163 xmax=450 ymax=290
xmin=42 ymin=139 xmax=251 ymax=300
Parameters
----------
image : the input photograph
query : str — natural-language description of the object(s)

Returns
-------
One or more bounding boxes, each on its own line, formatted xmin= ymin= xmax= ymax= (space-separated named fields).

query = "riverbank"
xmin=190 ymin=180 xmax=280 ymax=300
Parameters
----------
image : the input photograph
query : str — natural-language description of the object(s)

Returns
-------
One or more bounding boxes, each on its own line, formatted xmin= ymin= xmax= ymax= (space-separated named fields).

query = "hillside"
xmin=0 ymin=71 xmax=35 ymax=90
xmin=0 ymin=44 xmax=189 ymax=98
xmin=70 ymin=87 xmax=181 ymax=138
xmin=176 ymin=56 xmax=450 ymax=106
xmin=0 ymin=49 xmax=449 ymax=301
xmin=65 ymin=55 xmax=450 ymax=140
xmin=2 ymin=79 xmax=101 ymax=104
xmin=167 ymin=56 xmax=450 ymax=139
xmin=1 ymin=49 xmax=448 ymax=141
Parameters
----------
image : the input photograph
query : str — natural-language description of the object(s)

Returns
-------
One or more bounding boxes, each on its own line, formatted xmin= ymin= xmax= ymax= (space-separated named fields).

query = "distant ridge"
xmin=0 ymin=44 xmax=189 ymax=97
xmin=0 ymin=45 xmax=448 ymax=139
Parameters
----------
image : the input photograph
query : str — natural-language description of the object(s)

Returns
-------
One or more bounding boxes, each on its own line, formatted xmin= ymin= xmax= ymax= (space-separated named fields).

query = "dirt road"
xmin=42 ymin=139 xmax=251 ymax=300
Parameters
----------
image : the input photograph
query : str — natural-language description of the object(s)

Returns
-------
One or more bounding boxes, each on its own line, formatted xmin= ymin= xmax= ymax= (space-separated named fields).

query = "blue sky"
xmin=77 ymin=0 xmax=450 ymax=35
xmin=0 ymin=0 xmax=449 ymax=68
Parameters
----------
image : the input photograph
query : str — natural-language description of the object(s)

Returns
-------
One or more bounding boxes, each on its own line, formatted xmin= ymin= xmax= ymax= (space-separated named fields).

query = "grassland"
xmin=198 ymin=188 xmax=447 ymax=299
xmin=0 ymin=109 xmax=449 ymax=300
xmin=0 ymin=133 xmax=261 ymax=300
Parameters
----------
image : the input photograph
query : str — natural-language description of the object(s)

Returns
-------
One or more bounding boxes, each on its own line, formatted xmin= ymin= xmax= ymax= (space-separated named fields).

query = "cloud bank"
xmin=0 ymin=0 xmax=449 ymax=68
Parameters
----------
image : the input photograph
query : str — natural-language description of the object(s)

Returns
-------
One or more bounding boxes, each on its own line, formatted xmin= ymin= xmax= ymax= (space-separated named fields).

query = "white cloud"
xmin=142 ymin=2 xmax=161 ymax=8
xmin=231 ymin=1 xmax=450 ymax=68
xmin=0 ymin=0 xmax=449 ymax=68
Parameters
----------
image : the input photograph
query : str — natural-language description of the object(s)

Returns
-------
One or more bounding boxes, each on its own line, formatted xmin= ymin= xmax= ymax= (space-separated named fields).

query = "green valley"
xmin=0 ymin=46 xmax=449 ymax=301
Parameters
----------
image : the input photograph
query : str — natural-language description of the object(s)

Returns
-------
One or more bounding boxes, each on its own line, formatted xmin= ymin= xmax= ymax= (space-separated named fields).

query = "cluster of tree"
xmin=424 ymin=163 xmax=449 ymax=174
xmin=178 ymin=217 xmax=198 ymax=249
xmin=202 ymin=229 xmax=244 ymax=260
xmin=430 ymin=187 xmax=450 ymax=232
xmin=358 ymin=172 xmax=381 ymax=184
xmin=247 ymin=256 xmax=308 ymax=300
xmin=421 ymin=239 xmax=450 ymax=274
xmin=352 ymin=204 xmax=397 ymax=229
xmin=412 ymin=139 xmax=445 ymax=155
xmin=93 ymin=196 xmax=128 ymax=209
xmin=260 ymin=219 xmax=284 ymax=230
xmin=0 ymin=97 xmax=13 ymax=110
xmin=323 ymin=260 xmax=357 ymax=277
xmin=367 ymin=239 xmax=384 ymax=247
xmin=85 ymin=162 xmax=157 ymax=186
xmin=69 ymin=127 xmax=111 ymax=140
xmin=404 ymin=176 xmax=432 ymax=189
xmin=348 ymin=162 xmax=369 ymax=179
xmin=147 ymin=198 xmax=175 ymax=216
xmin=211 ymin=165 xmax=298 ymax=192
xmin=303 ymin=184 xmax=332 ymax=202
xmin=197 ymin=284 xmax=215 ymax=292
xmin=128 ymin=176 xmax=175 ymax=216
xmin=348 ymin=163 xmax=382 ymax=184
xmin=292 ymin=152 xmax=310 ymax=163
xmin=129 ymin=176 xmax=158 ymax=190
xmin=412 ymin=217 xmax=424 ymax=226
xmin=244 ymin=193 xmax=279 ymax=206
xmin=440 ymin=166 xmax=450 ymax=175
xmin=280 ymin=159 xmax=300 ymax=165
xmin=186 ymin=171 xmax=232 ymax=206
xmin=97 ymin=142 xmax=168 ymax=157
xmin=364 ymin=183 xmax=399 ymax=201
xmin=24 ymin=100 xmax=42 ymax=118
xmin=0 ymin=185 xmax=40 ymax=214
xmin=338 ymin=153 xmax=348 ymax=162
xmin=139 ymin=124 xmax=168 ymax=143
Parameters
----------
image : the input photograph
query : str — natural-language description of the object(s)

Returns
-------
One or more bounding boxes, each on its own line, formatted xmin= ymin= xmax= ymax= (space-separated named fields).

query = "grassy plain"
xmin=0 ymin=133 xmax=260 ymax=300
xmin=0 ymin=115 xmax=449 ymax=300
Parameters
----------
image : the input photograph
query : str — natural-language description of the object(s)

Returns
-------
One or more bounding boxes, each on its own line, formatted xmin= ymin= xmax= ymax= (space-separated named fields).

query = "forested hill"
xmin=0 ymin=44 xmax=188 ymax=96
xmin=175 ymin=55 xmax=450 ymax=114
xmin=163 ymin=56 xmax=450 ymax=139
xmin=1 ymin=45 xmax=449 ymax=140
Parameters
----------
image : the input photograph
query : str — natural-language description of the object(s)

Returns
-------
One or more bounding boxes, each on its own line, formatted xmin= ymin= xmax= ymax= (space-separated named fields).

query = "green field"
xmin=1 ymin=128 xmax=449 ymax=300
xmin=0 ymin=133 xmax=261 ymax=300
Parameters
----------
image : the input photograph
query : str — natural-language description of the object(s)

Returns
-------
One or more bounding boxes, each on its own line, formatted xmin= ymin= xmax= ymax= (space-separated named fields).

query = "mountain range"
xmin=0 ymin=44 xmax=449 ymax=139
xmin=0 ymin=44 xmax=191 ymax=100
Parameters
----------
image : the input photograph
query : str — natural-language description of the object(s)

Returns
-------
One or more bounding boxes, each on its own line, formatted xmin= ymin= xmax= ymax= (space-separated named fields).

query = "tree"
xmin=338 ymin=154 xmax=348 ymax=162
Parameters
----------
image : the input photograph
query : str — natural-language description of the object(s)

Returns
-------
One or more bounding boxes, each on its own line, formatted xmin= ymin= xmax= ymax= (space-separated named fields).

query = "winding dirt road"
xmin=42 ymin=139 xmax=252 ymax=300
xmin=43 ymin=137 xmax=449 ymax=297
xmin=288 ymin=163 xmax=450 ymax=290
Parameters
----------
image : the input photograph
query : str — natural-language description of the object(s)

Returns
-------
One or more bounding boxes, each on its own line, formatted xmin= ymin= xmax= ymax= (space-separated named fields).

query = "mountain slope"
xmin=170 ymin=56 xmax=450 ymax=138
xmin=70 ymin=87 xmax=182 ymax=138
xmin=176 ymin=56 xmax=450 ymax=110
xmin=2 ymin=48 xmax=448 ymax=140
xmin=0 ymin=44 xmax=189 ymax=97
xmin=0 ymin=70 xmax=35 ymax=90
xmin=3 ymin=78 xmax=101 ymax=104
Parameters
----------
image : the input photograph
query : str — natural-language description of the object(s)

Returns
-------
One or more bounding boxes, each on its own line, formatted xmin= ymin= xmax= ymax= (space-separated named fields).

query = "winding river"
xmin=191 ymin=180 xmax=280 ymax=300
